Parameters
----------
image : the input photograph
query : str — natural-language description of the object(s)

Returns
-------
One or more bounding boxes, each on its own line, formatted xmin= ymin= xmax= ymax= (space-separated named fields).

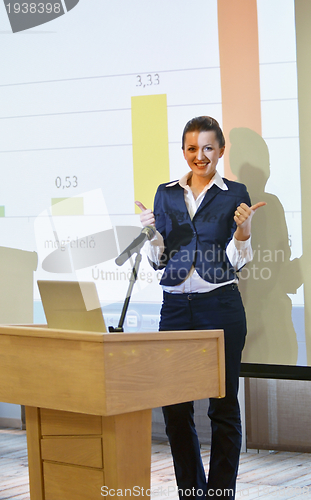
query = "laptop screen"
xmin=37 ymin=280 xmax=107 ymax=332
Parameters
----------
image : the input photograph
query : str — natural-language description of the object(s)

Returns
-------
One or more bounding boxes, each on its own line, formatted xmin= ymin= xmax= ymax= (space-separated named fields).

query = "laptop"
xmin=37 ymin=280 xmax=107 ymax=332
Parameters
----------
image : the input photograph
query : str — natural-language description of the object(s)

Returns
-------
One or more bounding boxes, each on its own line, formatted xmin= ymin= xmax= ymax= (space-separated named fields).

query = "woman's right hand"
xmin=135 ymin=201 xmax=155 ymax=227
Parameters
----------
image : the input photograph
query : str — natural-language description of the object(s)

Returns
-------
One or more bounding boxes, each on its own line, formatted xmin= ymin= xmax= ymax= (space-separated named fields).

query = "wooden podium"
xmin=0 ymin=325 xmax=225 ymax=499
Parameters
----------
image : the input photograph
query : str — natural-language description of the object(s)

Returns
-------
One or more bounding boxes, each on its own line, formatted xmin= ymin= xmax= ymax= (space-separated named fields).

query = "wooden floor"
xmin=1 ymin=428 xmax=311 ymax=499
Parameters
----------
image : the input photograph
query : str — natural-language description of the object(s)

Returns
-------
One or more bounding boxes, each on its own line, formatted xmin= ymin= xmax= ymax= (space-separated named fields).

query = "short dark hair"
xmin=181 ymin=116 xmax=225 ymax=149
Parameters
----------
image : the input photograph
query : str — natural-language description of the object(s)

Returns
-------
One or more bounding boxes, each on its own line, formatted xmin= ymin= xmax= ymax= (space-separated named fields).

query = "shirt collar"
xmin=165 ymin=171 xmax=228 ymax=191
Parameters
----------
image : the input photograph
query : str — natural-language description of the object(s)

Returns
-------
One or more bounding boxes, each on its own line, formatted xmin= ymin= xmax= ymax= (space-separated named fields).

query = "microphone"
xmin=115 ymin=226 xmax=156 ymax=266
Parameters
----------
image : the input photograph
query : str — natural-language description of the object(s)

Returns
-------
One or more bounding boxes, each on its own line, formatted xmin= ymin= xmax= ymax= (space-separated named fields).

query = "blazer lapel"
xmin=195 ymin=184 xmax=221 ymax=215
xmin=167 ymin=185 xmax=190 ymax=219
xmin=165 ymin=182 xmax=222 ymax=221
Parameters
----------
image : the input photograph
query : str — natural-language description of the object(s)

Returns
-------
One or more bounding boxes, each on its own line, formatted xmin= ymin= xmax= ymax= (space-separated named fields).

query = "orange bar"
xmin=218 ymin=0 xmax=262 ymax=179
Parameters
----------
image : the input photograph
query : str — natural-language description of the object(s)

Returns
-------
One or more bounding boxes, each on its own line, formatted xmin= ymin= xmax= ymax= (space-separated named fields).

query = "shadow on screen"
xmin=229 ymin=128 xmax=303 ymax=365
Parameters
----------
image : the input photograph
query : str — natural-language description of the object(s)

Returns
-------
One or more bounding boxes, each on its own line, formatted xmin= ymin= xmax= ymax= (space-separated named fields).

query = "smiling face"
xmin=183 ymin=130 xmax=225 ymax=183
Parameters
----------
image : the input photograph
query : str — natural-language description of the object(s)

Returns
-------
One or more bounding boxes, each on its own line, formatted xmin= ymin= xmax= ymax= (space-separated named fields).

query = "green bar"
xmin=0 ymin=206 xmax=5 ymax=217
xmin=295 ymin=0 xmax=311 ymax=363
xmin=51 ymin=197 xmax=84 ymax=216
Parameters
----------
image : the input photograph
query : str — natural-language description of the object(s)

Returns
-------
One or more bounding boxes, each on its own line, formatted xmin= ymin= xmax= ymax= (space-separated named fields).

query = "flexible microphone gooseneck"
xmin=115 ymin=225 xmax=156 ymax=266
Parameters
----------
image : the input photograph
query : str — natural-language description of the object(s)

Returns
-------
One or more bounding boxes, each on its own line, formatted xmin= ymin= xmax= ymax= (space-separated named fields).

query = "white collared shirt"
xmin=146 ymin=171 xmax=253 ymax=293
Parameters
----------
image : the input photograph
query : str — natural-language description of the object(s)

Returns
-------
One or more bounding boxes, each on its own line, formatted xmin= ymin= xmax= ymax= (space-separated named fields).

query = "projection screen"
xmin=0 ymin=0 xmax=310 ymax=379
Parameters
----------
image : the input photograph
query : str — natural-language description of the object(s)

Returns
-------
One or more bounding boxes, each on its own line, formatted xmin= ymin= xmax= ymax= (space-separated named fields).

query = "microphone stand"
xmin=108 ymin=251 xmax=142 ymax=332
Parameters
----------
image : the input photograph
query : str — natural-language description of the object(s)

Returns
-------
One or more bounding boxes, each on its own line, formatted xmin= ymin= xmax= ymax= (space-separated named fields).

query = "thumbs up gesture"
xmin=135 ymin=201 xmax=156 ymax=227
xmin=234 ymin=202 xmax=266 ymax=241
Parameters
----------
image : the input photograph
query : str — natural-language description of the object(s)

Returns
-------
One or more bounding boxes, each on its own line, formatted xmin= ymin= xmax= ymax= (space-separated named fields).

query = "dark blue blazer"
xmin=153 ymin=178 xmax=251 ymax=286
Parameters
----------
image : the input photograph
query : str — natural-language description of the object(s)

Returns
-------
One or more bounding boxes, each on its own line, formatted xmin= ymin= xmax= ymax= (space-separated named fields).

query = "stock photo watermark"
xmin=3 ymin=0 xmax=80 ymax=33
xmin=42 ymin=225 xmax=285 ymax=284
xmin=100 ymin=485 xmax=311 ymax=497
xmin=100 ymin=486 xmax=233 ymax=497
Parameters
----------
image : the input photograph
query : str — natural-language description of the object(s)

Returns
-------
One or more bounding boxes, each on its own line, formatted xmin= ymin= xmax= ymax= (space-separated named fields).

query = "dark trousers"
xmin=159 ymin=285 xmax=247 ymax=500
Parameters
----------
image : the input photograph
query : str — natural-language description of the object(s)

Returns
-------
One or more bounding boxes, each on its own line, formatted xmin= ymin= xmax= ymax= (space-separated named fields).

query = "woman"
xmin=136 ymin=116 xmax=265 ymax=500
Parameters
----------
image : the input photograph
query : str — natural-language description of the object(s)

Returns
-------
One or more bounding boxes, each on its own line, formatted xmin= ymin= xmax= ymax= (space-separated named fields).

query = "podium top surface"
xmin=0 ymin=324 xmax=222 ymax=342
xmin=0 ymin=325 xmax=225 ymax=416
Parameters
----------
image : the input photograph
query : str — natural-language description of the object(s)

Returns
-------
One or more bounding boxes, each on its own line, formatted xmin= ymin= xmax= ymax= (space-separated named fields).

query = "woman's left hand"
xmin=234 ymin=202 xmax=266 ymax=241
